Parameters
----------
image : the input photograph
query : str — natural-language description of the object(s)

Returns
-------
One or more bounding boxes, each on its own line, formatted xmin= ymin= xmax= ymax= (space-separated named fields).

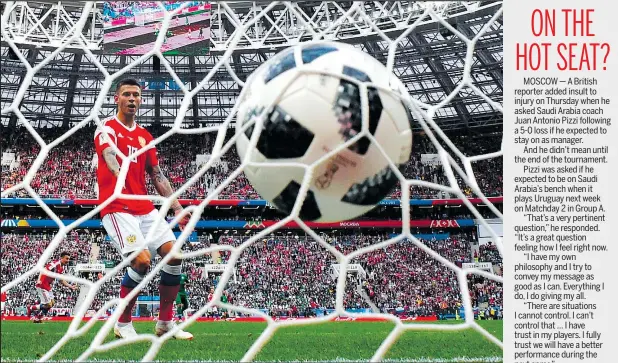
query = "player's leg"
xmin=175 ymin=293 xmax=189 ymax=321
xmin=140 ymin=210 xmax=193 ymax=339
xmin=180 ymin=294 xmax=189 ymax=317
xmin=33 ymin=289 xmax=55 ymax=320
xmin=102 ymin=212 xmax=151 ymax=338
xmin=175 ymin=302 xmax=182 ymax=320
xmin=28 ymin=300 xmax=40 ymax=316
xmin=175 ymin=295 xmax=183 ymax=320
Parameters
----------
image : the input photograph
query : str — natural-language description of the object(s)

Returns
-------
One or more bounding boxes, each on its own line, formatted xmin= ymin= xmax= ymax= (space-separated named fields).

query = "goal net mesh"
xmin=0 ymin=1 xmax=504 ymax=361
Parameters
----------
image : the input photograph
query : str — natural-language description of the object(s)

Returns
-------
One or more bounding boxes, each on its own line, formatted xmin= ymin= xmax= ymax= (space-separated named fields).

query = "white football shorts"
xmin=36 ymin=288 xmax=54 ymax=305
xmin=102 ymin=209 xmax=176 ymax=257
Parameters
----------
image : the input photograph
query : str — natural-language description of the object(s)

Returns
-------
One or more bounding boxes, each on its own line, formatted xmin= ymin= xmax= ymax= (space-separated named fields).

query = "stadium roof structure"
xmin=1 ymin=1 xmax=502 ymax=130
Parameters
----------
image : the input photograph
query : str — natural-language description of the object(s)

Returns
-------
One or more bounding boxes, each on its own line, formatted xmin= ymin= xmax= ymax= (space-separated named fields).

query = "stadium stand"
xmin=1 ymin=230 xmax=502 ymax=319
xmin=1 ymin=123 xmax=503 ymax=319
xmin=1 ymin=125 xmax=502 ymax=201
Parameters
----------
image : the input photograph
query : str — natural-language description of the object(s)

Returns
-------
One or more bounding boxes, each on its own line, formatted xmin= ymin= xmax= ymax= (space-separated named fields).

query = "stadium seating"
xmin=1 ymin=125 xmax=502 ymax=201
xmin=1 ymin=124 xmax=503 ymax=318
xmin=0 ymin=231 xmax=94 ymax=310
xmin=1 ymin=231 xmax=502 ymax=317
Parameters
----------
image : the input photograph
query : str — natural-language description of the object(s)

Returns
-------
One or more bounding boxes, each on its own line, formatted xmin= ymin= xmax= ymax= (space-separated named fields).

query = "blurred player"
xmin=95 ymin=78 xmax=193 ymax=340
xmin=0 ymin=291 xmax=6 ymax=313
xmin=206 ymin=286 xmax=216 ymax=317
xmin=175 ymin=272 xmax=189 ymax=321
xmin=220 ymin=290 xmax=229 ymax=319
xmin=28 ymin=252 xmax=78 ymax=321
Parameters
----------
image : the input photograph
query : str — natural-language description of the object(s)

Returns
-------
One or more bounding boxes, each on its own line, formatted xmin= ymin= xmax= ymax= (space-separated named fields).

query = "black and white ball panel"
xmin=253 ymin=106 xmax=315 ymax=159
xmin=236 ymin=41 xmax=413 ymax=222
xmin=263 ymin=47 xmax=296 ymax=84
xmin=272 ymin=180 xmax=322 ymax=221
xmin=301 ymin=44 xmax=339 ymax=64
xmin=341 ymin=165 xmax=401 ymax=205
xmin=263 ymin=44 xmax=339 ymax=85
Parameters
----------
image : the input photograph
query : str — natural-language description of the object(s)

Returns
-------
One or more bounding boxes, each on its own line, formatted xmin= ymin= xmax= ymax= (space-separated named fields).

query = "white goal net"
xmin=0 ymin=1 xmax=504 ymax=362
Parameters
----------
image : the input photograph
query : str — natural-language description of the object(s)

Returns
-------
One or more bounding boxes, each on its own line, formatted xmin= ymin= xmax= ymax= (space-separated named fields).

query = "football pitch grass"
xmin=0 ymin=320 xmax=503 ymax=362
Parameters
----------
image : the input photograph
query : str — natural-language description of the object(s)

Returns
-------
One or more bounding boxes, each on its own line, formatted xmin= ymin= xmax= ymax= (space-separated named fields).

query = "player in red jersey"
xmin=28 ymin=252 xmax=78 ymax=320
xmin=95 ymin=78 xmax=192 ymax=340
xmin=206 ymin=286 xmax=218 ymax=316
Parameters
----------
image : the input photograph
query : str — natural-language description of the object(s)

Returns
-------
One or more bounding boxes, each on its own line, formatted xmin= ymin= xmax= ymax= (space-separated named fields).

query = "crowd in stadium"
xmin=0 ymin=231 xmax=95 ymax=310
xmin=1 ymin=124 xmax=503 ymax=319
xmin=1 ymin=125 xmax=502 ymax=201
xmin=479 ymin=241 xmax=502 ymax=265
xmin=1 ymin=230 xmax=502 ymax=319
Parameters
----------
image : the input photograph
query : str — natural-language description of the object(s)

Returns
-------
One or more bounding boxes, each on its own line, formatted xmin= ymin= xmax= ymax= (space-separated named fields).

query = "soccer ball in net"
xmin=236 ymin=41 xmax=413 ymax=222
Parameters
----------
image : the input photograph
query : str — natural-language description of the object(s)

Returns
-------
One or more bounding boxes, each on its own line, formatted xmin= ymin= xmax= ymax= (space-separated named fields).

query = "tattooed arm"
xmin=146 ymin=164 xmax=182 ymax=212
xmin=102 ymin=147 xmax=121 ymax=177
xmin=145 ymin=142 xmax=191 ymax=229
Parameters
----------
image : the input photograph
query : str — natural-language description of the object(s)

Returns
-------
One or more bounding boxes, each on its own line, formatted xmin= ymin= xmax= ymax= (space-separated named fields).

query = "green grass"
xmin=0 ymin=320 xmax=503 ymax=362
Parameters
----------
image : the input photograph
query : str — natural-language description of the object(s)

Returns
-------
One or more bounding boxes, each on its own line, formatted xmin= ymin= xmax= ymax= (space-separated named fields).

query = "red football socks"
xmin=158 ymin=284 xmax=180 ymax=321
xmin=118 ymin=285 xmax=138 ymax=323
